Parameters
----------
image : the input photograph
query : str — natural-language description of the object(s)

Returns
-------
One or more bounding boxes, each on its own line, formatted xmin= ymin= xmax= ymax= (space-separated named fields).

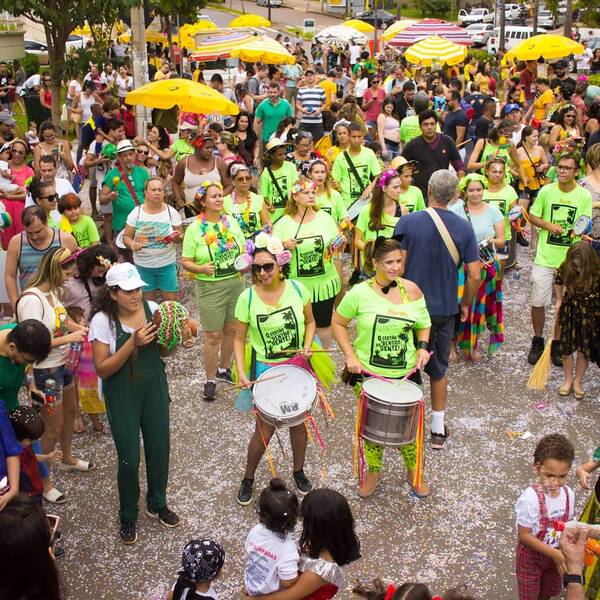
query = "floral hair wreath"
xmin=377 ymin=169 xmax=400 ymax=190
xmin=237 ymin=232 xmax=292 ymax=271
xmin=291 ymin=179 xmax=317 ymax=194
xmin=459 ymin=173 xmax=488 ymax=193
xmin=195 ymin=180 xmax=223 ymax=201
xmin=191 ymin=131 xmax=213 ymax=150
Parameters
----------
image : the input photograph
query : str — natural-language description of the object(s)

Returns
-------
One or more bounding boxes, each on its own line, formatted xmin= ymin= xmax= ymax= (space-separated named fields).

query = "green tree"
xmin=0 ymin=0 xmax=134 ymax=124
xmin=421 ymin=0 xmax=451 ymax=17
xmin=575 ymin=0 xmax=600 ymax=26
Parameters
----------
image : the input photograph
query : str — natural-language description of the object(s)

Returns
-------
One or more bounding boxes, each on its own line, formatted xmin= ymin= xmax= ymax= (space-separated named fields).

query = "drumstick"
xmin=227 ymin=373 xmax=286 ymax=390
xmin=398 ymin=352 xmax=434 ymax=383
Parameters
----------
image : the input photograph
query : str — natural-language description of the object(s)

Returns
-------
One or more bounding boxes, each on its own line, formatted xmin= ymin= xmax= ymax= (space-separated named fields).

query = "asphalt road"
xmin=47 ymin=245 xmax=600 ymax=600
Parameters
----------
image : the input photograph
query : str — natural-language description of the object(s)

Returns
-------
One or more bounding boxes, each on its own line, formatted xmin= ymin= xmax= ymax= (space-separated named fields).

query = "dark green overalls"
xmin=104 ymin=302 xmax=170 ymax=522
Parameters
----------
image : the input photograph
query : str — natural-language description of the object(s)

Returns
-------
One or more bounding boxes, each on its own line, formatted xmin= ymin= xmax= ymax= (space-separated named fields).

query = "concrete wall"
xmin=0 ymin=30 xmax=25 ymax=61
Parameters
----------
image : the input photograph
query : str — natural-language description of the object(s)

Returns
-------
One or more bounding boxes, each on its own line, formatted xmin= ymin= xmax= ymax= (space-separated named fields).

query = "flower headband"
xmin=236 ymin=232 xmax=292 ymax=270
xmin=195 ymin=180 xmax=223 ymax=200
xmin=377 ymin=169 xmax=399 ymax=190
xmin=230 ymin=162 xmax=250 ymax=178
xmin=333 ymin=118 xmax=351 ymax=130
xmin=191 ymin=132 xmax=213 ymax=149
xmin=291 ymin=179 xmax=317 ymax=194
xmin=459 ymin=173 xmax=487 ymax=192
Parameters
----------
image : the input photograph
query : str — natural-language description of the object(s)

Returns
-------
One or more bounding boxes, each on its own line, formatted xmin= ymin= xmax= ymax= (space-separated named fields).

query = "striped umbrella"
xmin=189 ymin=30 xmax=256 ymax=61
xmin=387 ymin=18 xmax=473 ymax=47
xmin=382 ymin=19 xmax=418 ymax=42
xmin=404 ymin=35 xmax=468 ymax=66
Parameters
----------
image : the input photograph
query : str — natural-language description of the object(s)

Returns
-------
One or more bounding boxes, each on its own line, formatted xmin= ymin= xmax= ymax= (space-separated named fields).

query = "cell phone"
xmin=30 ymin=390 xmax=46 ymax=408
xmin=0 ymin=475 xmax=9 ymax=495
xmin=47 ymin=514 xmax=60 ymax=544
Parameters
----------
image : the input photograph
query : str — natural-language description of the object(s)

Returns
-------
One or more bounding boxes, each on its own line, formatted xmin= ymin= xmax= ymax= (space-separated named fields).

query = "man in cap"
xmin=0 ymin=111 xmax=15 ymax=146
xmin=550 ymin=59 xmax=577 ymax=96
xmin=400 ymin=92 xmax=435 ymax=148
xmin=99 ymin=139 xmax=149 ymax=252
xmin=505 ymin=103 xmax=525 ymax=146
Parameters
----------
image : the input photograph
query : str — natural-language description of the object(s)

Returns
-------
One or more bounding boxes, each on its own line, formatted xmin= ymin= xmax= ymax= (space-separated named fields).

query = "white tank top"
xmin=183 ymin=156 xmax=221 ymax=204
xmin=79 ymin=93 xmax=96 ymax=121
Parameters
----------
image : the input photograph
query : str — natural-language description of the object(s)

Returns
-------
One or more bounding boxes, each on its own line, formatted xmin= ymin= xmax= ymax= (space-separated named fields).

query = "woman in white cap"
xmin=89 ymin=262 xmax=179 ymax=545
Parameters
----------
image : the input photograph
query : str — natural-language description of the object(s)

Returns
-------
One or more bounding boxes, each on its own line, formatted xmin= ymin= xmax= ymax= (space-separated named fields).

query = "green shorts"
xmin=195 ymin=277 xmax=244 ymax=332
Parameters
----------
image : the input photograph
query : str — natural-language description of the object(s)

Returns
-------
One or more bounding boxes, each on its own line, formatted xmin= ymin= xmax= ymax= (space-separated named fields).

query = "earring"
xmin=279 ymin=272 xmax=285 ymax=281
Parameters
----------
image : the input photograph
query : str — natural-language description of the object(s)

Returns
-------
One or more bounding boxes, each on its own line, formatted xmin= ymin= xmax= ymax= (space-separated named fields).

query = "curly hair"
xmin=533 ymin=433 xmax=575 ymax=466
xmin=258 ymin=478 xmax=299 ymax=536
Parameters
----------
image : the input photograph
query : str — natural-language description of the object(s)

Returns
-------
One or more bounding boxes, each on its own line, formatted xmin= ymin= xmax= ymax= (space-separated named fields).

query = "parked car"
xmin=354 ymin=9 xmax=395 ymax=27
xmin=465 ymin=23 xmax=495 ymax=46
xmin=503 ymin=3 xmax=522 ymax=20
xmin=487 ymin=25 xmax=537 ymax=53
xmin=538 ymin=9 xmax=564 ymax=29
xmin=459 ymin=7 xmax=494 ymax=25
xmin=588 ymin=37 xmax=600 ymax=51
xmin=65 ymin=34 xmax=86 ymax=52
xmin=24 ymin=39 xmax=49 ymax=65
xmin=256 ymin=0 xmax=282 ymax=7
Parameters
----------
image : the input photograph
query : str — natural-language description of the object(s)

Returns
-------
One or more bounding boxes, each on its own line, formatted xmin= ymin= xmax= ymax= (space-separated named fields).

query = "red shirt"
xmin=19 ymin=445 xmax=43 ymax=498
xmin=519 ymin=68 xmax=535 ymax=102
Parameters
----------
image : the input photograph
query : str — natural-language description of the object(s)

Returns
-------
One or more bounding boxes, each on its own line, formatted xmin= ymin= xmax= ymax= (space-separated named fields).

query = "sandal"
xmin=559 ymin=384 xmax=572 ymax=397
xmin=60 ymin=459 xmax=96 ymax=472
xmin=43 ymin=487 xmax=67 ymax=504
xmin=574 ymin=388 xmax=586 ymax=400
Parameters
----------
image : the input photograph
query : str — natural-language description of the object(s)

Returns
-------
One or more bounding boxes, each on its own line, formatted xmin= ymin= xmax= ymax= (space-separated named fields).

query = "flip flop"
xmin=59 ymin=459 xmax=96 ymax=472
xmin=43 ymin=487 xmax=66 ymax=504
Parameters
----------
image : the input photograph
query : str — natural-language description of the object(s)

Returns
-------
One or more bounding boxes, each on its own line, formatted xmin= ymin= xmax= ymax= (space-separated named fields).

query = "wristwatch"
xmin=563 ymin=573 xmax=585 ymax=588
xmin=417 ymin=340 xmax=429 ymax=351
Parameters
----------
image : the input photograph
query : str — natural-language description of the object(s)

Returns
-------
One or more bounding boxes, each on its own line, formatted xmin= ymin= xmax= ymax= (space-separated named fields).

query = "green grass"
xmin=206 ymin=2 xmax=245 ymax=14
xmin=285 ymin=26 xmax=314 ymax=39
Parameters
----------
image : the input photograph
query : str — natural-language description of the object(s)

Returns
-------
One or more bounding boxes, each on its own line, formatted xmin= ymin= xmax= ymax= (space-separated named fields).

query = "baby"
xmin=25 ymin=121 xmax=39 ymax=150
xmin=0 ymin=144 xmax=18 ymax=193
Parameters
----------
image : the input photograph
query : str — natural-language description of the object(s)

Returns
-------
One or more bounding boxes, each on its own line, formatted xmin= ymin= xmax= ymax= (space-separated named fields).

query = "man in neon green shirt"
xmin=527 ymin=153 xmax=592 ymax=366
xmin=400 ymin=92 xmax=438 ymax=147
xmin=331 ymin=122 xmax=381 ymax=213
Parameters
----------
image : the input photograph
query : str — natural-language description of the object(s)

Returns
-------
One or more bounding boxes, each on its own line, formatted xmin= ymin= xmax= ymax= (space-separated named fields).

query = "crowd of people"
xmin=0 ymin=24 xmax=599 ymax=600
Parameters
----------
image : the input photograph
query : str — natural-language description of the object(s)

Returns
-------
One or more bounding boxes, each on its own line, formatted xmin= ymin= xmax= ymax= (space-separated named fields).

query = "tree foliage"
xmin=575 ymin=0 xmax=600 ymax=26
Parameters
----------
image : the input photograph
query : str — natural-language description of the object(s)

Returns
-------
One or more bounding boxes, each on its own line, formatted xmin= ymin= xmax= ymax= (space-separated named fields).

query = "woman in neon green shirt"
xmin=391 ymin=156 xmax=426 ymax=213
xmin=233 ymin=233 xmax=315 ymax=505
xmin=274 ymin=178 xmax=340 ymax=349
xmin=355 ymin=170 xmax=407 ymax=272
xmin=181 ymin=181 xmax=245 ymax=402
xmin=223 ymin=162 xmax=271 ymax=239
xmin=332 ymin=238 xmax=432 ymax=499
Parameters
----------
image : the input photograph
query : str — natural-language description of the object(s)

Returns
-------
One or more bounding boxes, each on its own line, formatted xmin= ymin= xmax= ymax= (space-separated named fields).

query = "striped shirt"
xmin=297 ymin=87 xmax=325 ymax=125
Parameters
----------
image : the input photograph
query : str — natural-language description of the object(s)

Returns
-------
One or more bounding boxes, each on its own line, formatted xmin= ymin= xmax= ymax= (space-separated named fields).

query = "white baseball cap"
xmin=105 ymin=262 xmax=147 ymax=290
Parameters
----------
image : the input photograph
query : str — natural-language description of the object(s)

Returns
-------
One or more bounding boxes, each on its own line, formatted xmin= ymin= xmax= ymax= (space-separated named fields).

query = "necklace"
xmin=373 ymin=278 xmax=398 ymax=295
xmin=198 ymin=213 xmax=236 ymax=253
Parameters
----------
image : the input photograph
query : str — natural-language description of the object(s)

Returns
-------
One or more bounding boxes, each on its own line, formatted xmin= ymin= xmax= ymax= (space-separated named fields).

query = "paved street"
xmin=48 ymin=249 xmax=599 ymax=600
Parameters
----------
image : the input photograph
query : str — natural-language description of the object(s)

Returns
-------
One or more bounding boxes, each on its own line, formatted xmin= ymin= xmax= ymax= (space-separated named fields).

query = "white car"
xmin=256 ymin=0 xmax=282 ymax=6
xmin=465 ymin=23 xmax=495 ymax=46
xmin=504 ymin=3 xmax=522 ymax=21
xmin=538 ymin=9 xmax=564 ymax=29
xmin=459 ymin=7 xmax=494 ymax=25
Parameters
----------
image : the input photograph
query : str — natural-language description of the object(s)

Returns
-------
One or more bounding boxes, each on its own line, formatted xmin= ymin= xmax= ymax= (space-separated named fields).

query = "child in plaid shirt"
xmin=515 ymin=434 xmax=576 ymax=600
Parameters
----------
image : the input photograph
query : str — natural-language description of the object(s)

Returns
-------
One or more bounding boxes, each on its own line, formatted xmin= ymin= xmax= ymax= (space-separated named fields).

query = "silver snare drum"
xmin=253 ymin=364 xmax=318 ymax=428
xmin=361 ymin=377 xmax=422 ymax=447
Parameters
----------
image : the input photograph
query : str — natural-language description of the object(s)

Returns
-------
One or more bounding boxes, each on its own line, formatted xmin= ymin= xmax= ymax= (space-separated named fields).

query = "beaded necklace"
xmin=232 ymin=191 xmax=253 ymax=230
xmin=198 ymin=213 xmax=236 ymax=253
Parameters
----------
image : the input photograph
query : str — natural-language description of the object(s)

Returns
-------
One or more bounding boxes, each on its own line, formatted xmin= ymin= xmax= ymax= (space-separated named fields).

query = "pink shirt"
xmin=363 ymin=88 xmax=386 ymax=123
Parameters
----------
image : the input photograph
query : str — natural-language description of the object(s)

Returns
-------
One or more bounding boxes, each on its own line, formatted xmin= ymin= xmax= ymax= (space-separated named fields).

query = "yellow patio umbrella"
xmin=179 ymin=21 xmax=218 ymax=50
xmin=506 ymin=34 xmax=584 ymax=61
xmin=229 ymin=13 xmax=271 ymax=27
xmin=125 ymin=79 xmax=239 ymax=116
xmin=118 ymin=30 xmax=167 ymax=44
xmin=188 ymin=19 xmax=218 ymax=31
xmin=230 ymin=35 xmax=295 ymax=64
xmin=72 ymin=24 xmax=92 ymax=36
xmin=404 ymin=35 xmax=468 ymax=66
xmin=382 ymin=19 xmax=418 ymax=42
xmin=345 ymin=19 xmax=375 ymax=33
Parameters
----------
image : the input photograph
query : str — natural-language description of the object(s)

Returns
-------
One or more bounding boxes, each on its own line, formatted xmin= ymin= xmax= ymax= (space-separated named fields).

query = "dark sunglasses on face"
xmin=251 ymin=262 xmax=275 ymax=274
xmin=236 ymin=176 xmax=251 ymax=182
xmin=39 ymin=193 xmax=58 ymax=202
xmin=137 ymin=149 xmax=149 ymax=155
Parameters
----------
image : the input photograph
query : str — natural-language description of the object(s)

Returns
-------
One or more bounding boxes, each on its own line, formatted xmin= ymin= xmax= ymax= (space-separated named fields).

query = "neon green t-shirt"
xmin=400 ymin=117 xmax=440 ymax=145
xmin=182 ymin=215 xmax=245 ymax=281
xmin=356 ymin=203 xmax=399 ymax=244
xmin=223 ymin=192 xmax=265 ymax=239
xmin=64 ymin=215 xmax=100 ymax=248
xmin=170 ymin=139 xmax=194 ymax=162
xmin=331 ymin=147 xmax=381 ymax=211
xmin=235 ymin=279 xmax=310 ymax=362
xmin=530 ymin=182 xmax=592 ymax=269
xmin=259 ymin=162 xmax=299 ymax=224
xmin=483 ymin=185 xmax=519 ymax=241
xmin=102 ymin=166 xmax=149 ymax=232
xmin=336 ymin=280 xmax=432 ymax=378
xmin=398 ymin=186 xmax=426 ymax=213
xmin=315 ymin=189 xmax=348 ymax=225
xmin=273 ymin=210 xmax=341 ymax=302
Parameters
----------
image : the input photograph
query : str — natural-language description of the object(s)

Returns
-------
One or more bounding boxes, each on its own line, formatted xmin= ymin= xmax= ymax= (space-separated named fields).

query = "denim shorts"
xmin=33 ymin=364 xmax=74 ymax=404
xmin=136 ymin=262 xmax=179 ymax=293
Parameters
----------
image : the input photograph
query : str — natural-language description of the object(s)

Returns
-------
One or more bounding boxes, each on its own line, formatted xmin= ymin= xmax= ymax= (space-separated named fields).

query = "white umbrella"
xmin=314 ymin=25 xmax=368 ymax=46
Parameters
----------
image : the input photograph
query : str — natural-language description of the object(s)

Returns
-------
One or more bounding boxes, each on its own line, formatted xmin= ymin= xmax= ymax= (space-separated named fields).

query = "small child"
xmin=25 ymin=121 xmax=39 ymax=151
xmin=515 ymin=433 xmax=575 ymax=600
xmin=0 ymin=144 xmax=18 ymax=193
xmin=167 ymin=539 xmax=225 ymax=600
xmin=433 ymin=85 xmax=447 ymax=114
xmin=8 ymin=406 xmax=61 ymax=504
xmin=244 ymin=478 xmax=300 ymax=596
xmin=555 ymin=242 xmax=600 ymax=399
xmin=57 ymin=193 xmax=100 ymax=249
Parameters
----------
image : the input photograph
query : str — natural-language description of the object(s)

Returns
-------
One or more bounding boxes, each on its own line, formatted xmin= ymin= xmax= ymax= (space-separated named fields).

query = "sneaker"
xmin=216 ymin=368 xmax=233 ymax=383
xmin=237 ymin=477 xmax=254 ymax=506
xmin=430 ymin=427 xmax=449 ymax=450
xmin=146 ymin=506 xmax=180 ymax=528
xmin=551 ymin=340 xmax=563 ymax=368
xmin=203 ymin=381 xmax=217 ymax=402
xmin=53 ymin=545 xmax=65 ymax=559
xmin=120 ymin=521 xmax=137 ymax=545
xmin=527 ymin=336 xmax=545 ymax=365
xmin=293 ymin=469 xmax=312 ymax=494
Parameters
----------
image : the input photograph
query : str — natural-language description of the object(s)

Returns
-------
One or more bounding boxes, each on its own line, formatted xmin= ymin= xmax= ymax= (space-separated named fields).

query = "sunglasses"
xmin=39 ymin=193 xmax=58 ymax=202
xmin=236 ymin=176 xmax=251 ymax=182
xmin=137 ymin=149 xmax=149 ymax=155
xmin=11 ymin=149 xmax=25 ymax=155
xmin=251 ymin=262 xmax=275 ymax=274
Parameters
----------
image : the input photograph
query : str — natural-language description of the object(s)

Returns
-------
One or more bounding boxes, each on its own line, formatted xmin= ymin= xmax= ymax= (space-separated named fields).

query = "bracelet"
xmin=417 ymin=340 xmax=429 ymax=351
